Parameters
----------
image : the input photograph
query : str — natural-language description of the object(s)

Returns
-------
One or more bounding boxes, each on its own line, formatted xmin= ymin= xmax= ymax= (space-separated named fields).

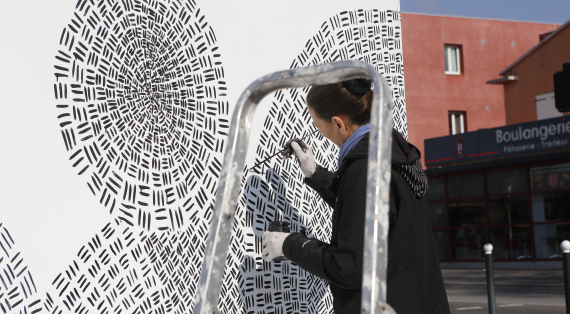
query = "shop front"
xmin=424 ymin=116 xmax=570 ymax=269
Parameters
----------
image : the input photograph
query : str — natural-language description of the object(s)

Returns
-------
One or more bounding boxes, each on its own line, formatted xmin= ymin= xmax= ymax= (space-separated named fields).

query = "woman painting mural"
xmin=262 ymin=79 xmax=450 ymax=313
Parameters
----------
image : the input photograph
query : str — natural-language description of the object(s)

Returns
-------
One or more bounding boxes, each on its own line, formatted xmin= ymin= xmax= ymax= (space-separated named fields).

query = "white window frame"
xmin=444 ymin=45 xmax=462 ymax=75
xmin=449 ymin=111 xmax=466 ymax=135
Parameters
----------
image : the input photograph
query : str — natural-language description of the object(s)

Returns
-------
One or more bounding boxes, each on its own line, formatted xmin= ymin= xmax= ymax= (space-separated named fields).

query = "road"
xmin=447 ymin=289 xmax=565 ymax=314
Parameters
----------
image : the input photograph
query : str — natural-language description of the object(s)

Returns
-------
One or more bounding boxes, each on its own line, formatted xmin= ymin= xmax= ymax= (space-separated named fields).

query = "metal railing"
xmin=192 ymin=60 xmax=396 ymax=314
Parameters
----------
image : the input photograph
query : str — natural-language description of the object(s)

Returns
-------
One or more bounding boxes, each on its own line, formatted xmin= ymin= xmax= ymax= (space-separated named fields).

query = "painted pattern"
xmin=220 ymin=9 xmax=406 ymax=313
xmin=53 ymin=0 xmax=228 ymax=232
xmin=0 ymin=224 xmax=43 ymax=314
xmin=50 ymin=0 xmax=227 ymax=313
xmin=41 ymin=3 xmax=405 ymax=314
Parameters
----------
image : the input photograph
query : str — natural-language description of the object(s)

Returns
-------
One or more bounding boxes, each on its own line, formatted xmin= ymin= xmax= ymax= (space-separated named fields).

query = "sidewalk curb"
xmin=444 ymin=283 xmax=565 ymax=294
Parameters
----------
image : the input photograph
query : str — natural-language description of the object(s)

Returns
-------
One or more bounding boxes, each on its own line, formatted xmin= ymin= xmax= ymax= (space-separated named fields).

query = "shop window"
xmin=489 ymin=226 xmax=532 ymax=260
xmin=429 ymin=162 xmax=570 ymax=262
xmin=427 ymin=202 xmax=447 ymax=228
xmin=531 ymin=190 xmax=570 ymax=223
xmin=448 ymin=111 xmax=466 ymax=135
xmin=487 ymin=195 xmax=530 ymax=225
xmin=425 ymin=177 xmax=445 ymax=201
xmin=530 ymin=163 xmax=570 ymax=223
xmin=444 ymin=44 xmax=462 ymax=75
xmin=534 ymin=223 xmax=570 ymax=259
xmin=450 ymin=228 xmax=486 ymax=260
xmin=486 ymin=169 xmax=528 ymax=195
xmin=448 ymin=199 xmax=486 ymax=227
xmin=447 ymin=174 xmax=483 ymax=198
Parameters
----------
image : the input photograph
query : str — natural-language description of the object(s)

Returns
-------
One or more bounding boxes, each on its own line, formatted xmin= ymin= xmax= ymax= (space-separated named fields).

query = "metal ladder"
xmin=193 ymin=60 xmax=397 ymax=314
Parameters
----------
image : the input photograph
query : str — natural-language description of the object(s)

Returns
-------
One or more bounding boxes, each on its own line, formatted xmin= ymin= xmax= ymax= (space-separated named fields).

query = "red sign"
xmin=453 ymin=136 xmax=467 ymax=158
xmin=531 ymin=163 xmax=570 ymax=190
xmin=547 ymin=173 xmax=558 ymax=188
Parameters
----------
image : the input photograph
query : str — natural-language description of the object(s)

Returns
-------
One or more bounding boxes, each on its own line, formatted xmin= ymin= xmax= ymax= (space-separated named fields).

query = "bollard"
xmin=562 ymin=240 xmax=570 ymax=314
xmin=484 ymin=243 xmax=497 ymax=314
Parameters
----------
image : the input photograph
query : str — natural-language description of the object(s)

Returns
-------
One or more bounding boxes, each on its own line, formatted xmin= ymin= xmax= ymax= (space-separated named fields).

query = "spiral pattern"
xmin=53 ymin=0 xmax=228 ymax=231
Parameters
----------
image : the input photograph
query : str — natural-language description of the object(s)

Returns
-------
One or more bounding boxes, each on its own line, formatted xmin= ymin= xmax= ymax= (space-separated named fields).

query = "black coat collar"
xmin=338 ymin=128 xmax=422 ymax=172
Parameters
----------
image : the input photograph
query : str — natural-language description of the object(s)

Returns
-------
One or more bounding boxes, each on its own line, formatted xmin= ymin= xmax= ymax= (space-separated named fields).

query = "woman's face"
xmin=308 ymin=106 xmax=344 ymax=148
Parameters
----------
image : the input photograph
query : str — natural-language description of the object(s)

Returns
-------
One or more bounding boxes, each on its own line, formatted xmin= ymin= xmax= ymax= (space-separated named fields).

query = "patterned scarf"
xmin=337 ymin=123 xmax=370 ymax=168
xmin=392 ymin=159 xmax=429 ymax=198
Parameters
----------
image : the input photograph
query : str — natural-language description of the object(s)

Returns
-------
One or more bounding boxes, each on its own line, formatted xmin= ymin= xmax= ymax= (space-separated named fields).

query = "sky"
xmin=401 ymin=0 xmax=569 ymax=24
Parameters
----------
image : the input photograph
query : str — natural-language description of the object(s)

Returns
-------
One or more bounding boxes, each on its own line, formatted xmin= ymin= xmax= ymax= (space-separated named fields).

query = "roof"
xmin=486 ymin=75 xmax=518 ymax=85
xmin=499 ymin=19 xmax=570 ymax=75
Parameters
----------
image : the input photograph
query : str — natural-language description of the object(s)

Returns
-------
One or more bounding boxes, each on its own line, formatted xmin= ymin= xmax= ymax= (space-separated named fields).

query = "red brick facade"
xmin=401 ymin=13 xmax=560 ymax=164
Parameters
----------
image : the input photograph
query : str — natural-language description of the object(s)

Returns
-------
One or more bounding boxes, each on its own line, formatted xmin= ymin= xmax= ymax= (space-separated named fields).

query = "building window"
xmin=449 ymin=111 xmax=466 ymax=135
xmin=426 ymin=162 xmax=570 ymax=262
xmin=444 ymin=45 xmax=462 ymax=75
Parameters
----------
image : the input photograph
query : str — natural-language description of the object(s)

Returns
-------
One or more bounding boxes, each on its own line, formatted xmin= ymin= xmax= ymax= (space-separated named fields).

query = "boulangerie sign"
xmin=425 ymin=116 xmax=570 ymax=167
xmin=0 ymin=1 xmax=406 ymax=313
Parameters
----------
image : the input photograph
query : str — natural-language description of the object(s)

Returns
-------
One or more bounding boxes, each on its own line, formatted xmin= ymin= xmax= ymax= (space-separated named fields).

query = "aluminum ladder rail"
xmin=193 ymin=60 xmax=396 ymax=314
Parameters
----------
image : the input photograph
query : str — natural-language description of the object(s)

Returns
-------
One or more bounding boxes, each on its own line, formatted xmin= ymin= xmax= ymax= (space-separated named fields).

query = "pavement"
xmin=443 ymin=269 xmax=566 ymax=313
xmin=442 ymin=269 xmax=564 ymax=293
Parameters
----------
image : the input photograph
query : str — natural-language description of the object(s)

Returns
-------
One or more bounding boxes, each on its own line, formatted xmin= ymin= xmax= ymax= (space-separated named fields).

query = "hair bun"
xmin=342 ymin=79 xmax=371 ymax=97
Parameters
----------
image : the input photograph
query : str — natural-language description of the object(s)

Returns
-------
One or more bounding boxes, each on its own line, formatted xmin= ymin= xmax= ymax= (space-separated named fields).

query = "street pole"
xmin=562 ymin=240 xmax=570 ymax=314
xmin=484 ymin=243 xmax=497 ymax=314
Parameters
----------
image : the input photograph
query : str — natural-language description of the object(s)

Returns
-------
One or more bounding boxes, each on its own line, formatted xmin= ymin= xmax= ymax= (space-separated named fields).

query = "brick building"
xmin=400 ymin=13 xmax=560 ymax=165
xmin=488 ymin=20 xmax=570 ymax=124
xmin=419 ymin=18 xmax=570 ymax=268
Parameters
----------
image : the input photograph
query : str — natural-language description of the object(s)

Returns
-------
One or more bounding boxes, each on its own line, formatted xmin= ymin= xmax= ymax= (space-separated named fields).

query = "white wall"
xmin=0 ymin=1 xmax=404 ymax=313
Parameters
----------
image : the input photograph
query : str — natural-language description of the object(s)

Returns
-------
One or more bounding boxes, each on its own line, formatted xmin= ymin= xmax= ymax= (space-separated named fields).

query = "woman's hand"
xmin=285 ymin=139 xmax=317 ymax=178
xmin=262 ymin=231 xmax=289 ymax=262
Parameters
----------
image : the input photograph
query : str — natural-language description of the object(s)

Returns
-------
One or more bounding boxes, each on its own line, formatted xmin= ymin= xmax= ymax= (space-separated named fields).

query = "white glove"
xmin=290 ymin=141 xmax=317 ymax=178
xmin=262 ymin=231 xmax=289 ymax=262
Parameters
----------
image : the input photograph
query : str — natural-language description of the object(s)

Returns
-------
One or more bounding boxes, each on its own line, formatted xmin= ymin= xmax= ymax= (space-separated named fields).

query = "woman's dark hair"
xmin=306 ymin=78 xmax=372 ymax=125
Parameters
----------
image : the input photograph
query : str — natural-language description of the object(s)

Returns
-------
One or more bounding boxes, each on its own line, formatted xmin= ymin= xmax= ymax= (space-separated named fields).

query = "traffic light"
xmin=554 ymin=62 xmax=570 ymax=112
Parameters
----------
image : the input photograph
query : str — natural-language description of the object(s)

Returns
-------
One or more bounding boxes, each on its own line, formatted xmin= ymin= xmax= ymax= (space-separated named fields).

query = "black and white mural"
xmin=53 ymin=0 xmax=228 ymax=232
xmin=0 ymin=0 xmax=405 ymax=313
xmin=48 ymin=0 xmax=227 ymax=313
xmin=44 ymin=221 xmax=207 ymax=314
xmin=0 ymin=224 xmax=43 ymax=314
xmin=221 ymin=9 xmax=406 ymax=313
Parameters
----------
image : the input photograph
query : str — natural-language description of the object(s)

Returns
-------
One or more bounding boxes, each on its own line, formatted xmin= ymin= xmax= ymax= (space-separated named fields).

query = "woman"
xmin=262 ymin=79 xmax=450 ymax=314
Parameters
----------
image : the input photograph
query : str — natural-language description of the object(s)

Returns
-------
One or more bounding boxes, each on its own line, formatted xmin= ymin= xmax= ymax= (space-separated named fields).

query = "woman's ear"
xmin=331 ymin=116 xmax=347 ymax=134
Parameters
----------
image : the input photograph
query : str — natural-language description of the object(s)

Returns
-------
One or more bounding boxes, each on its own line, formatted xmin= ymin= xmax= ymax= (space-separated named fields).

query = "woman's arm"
xmin=303 ymin=165 xmax=338 ymax=208
xmin=283 ymin=159 xmax=367 ymax=289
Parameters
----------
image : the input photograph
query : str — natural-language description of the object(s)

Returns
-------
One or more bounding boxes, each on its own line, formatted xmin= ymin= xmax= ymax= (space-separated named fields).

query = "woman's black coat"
xmin=282 ymin=130 xmax=450 ymax=314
